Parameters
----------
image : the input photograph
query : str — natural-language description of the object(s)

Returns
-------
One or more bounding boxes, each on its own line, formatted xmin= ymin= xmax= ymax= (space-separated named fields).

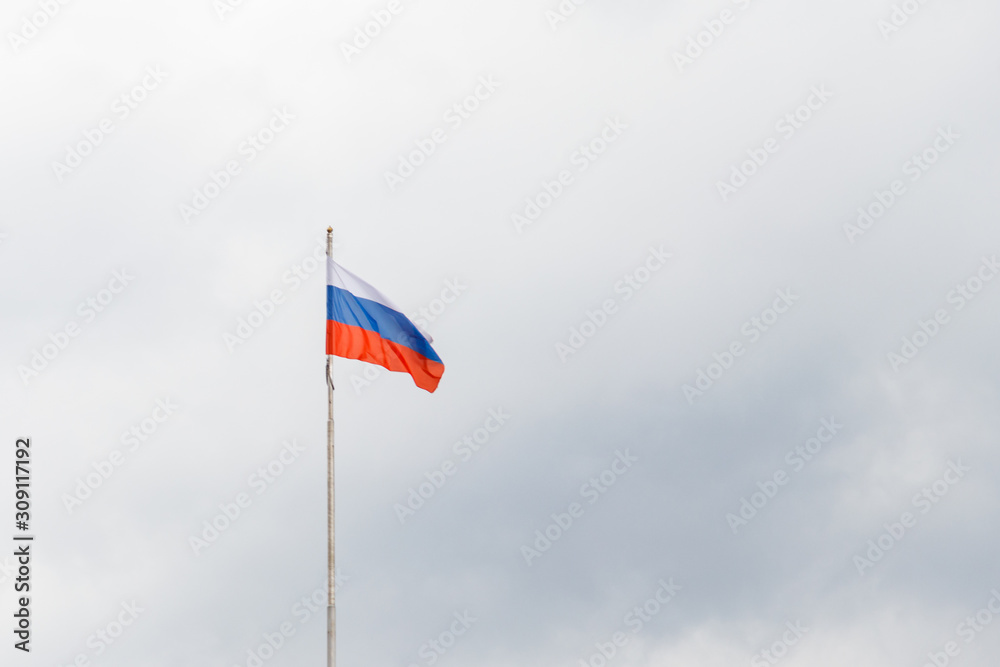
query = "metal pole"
xmin=326 ymin=227 xmax=336 ymax=667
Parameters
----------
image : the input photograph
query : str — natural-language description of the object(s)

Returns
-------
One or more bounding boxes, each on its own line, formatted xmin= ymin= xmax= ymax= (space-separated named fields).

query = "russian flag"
xmin=326 ymin=257 xmax=444 ymax=393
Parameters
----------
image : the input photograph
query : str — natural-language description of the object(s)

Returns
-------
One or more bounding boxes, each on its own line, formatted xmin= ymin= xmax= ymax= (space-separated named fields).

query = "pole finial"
xmin=327 ymin=227 xmax=333 ymax=233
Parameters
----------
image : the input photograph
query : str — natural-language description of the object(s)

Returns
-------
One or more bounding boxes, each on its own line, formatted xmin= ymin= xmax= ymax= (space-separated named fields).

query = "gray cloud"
xmin=2 ymin=0 xmax=1000 ymax=666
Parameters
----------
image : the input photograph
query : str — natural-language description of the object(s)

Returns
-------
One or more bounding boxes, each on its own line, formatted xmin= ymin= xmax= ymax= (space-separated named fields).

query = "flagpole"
xmin=326 ymin=227 xmax=336 ymax=667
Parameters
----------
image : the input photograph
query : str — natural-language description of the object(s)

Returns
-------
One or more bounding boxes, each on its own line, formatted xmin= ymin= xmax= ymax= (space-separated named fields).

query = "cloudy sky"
xmin=2 ymin=0 xmax=1000 ymax=665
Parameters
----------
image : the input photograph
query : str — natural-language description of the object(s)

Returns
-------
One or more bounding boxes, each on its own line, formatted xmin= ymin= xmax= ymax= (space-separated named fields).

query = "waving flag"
xmin=326 ymin=257 xmax=444 ymax=392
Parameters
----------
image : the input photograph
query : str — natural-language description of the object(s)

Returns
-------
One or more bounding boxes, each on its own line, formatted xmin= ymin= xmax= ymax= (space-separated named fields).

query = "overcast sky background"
xmin=2 ymin=0 xmax=1000 ymax=665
